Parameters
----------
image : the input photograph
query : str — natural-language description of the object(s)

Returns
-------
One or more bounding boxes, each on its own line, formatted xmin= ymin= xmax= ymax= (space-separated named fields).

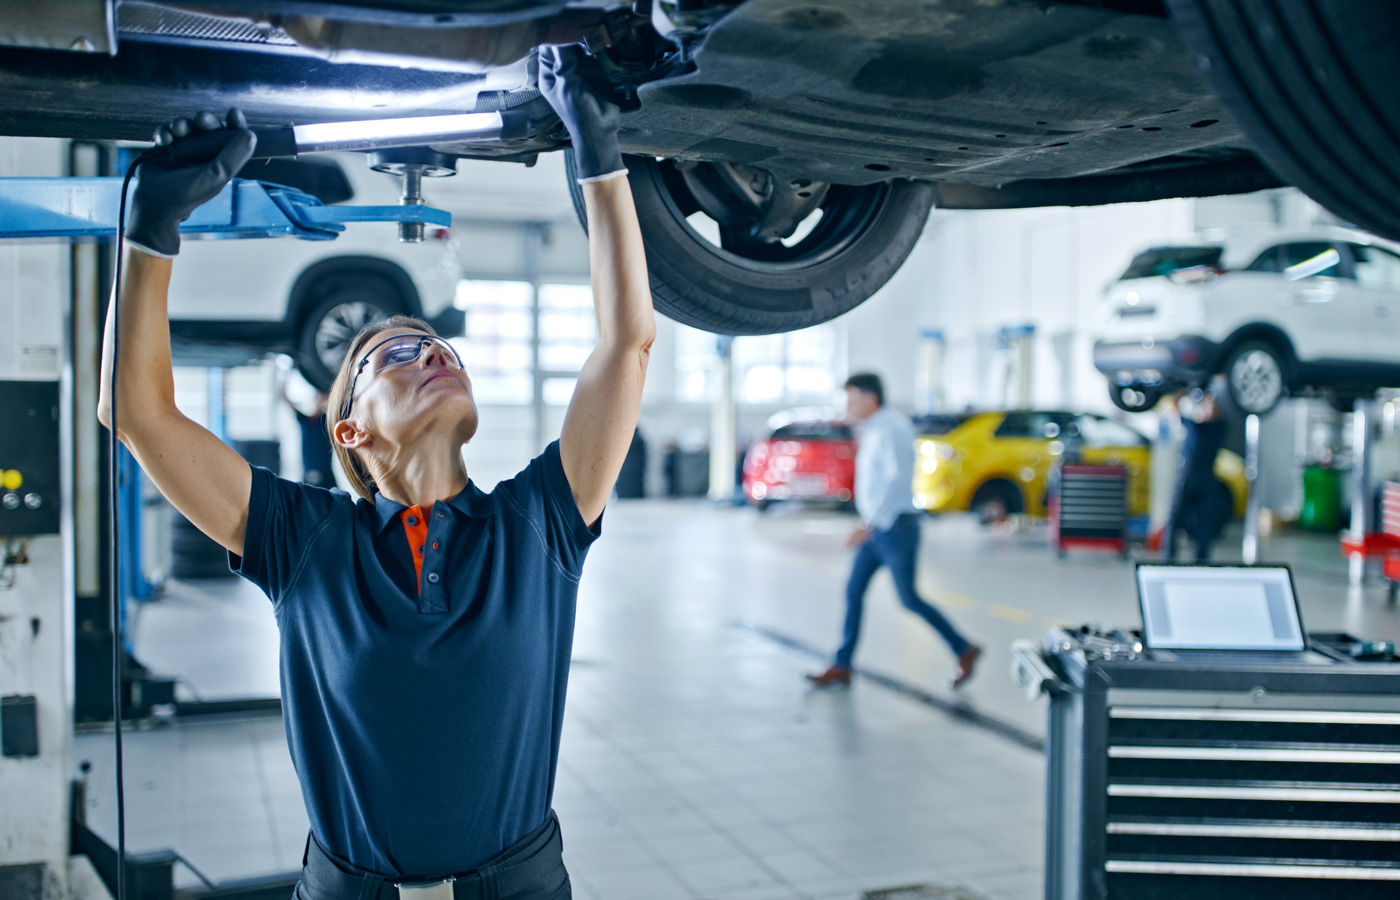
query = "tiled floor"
xmin=75 ymin=501 xmax=1400 ymax=899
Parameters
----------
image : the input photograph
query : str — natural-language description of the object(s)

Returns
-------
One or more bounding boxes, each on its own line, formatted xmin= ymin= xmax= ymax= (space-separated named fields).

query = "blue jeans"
xmin=834 ymin=514 xmax=970 ymax=669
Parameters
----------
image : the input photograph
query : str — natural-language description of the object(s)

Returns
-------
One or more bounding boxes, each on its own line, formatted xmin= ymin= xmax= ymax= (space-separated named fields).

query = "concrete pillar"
xmin=708 ymin=337 xmax=736 ymax=502
xmin=915 ymin=329 xmax=945 ymax=415
xmin=1242 ymin=413 xmax=1261 ymax=565
xmin=998 ymin=324 xmax=1035 ymax=410
xmin=1350 ymin=400 xmax=1372 ymax=586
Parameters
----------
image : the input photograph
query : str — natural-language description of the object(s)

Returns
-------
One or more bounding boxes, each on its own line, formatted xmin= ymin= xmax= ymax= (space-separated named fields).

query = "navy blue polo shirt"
xmin=231 ymin=441 xmax=599 ymax=877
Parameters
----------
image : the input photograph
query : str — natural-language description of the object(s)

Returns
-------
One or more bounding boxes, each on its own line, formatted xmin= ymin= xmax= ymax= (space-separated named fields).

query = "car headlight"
xmin=919 ymin=441 xmax=959 ymax=462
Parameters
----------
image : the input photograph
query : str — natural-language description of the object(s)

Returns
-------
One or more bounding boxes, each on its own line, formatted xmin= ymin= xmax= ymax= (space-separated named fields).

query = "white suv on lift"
xmin=1093 ymin=229 xmax=1400 ymax=415
xmin=167 ymin=153 xmax=463 ymax=390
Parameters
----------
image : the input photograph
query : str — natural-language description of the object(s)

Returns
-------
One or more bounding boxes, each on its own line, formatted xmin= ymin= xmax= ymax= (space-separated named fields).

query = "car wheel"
xmin=755 ymin=499 xmax=772 ymax=513
xmin=971 ymin=480 xmax=1023 ymax=526
xmin=296 ymin=275 xmax=407 ymax=391
xmin=1224 ymin=340 xmax=1287 ymax=416
xmin=565 ymin=151 xmax=935 ymax=334
xmin=1167 ymin=0 xmax=1400 ymax=242
xmin=1108 ymin=382 xmax=1164 ymax=413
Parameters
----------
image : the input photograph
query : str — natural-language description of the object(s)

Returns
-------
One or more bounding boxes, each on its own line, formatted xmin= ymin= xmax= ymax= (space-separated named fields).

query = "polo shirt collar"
xmin=372 ymin=479 xmax=493 ymax=533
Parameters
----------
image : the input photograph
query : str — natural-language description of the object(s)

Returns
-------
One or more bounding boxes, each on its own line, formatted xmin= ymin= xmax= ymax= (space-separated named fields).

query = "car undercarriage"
xmin=1 ymin=0 xmax=1280 ymax=203
xmin=2 ymin=0 xmax=1395 ymax=335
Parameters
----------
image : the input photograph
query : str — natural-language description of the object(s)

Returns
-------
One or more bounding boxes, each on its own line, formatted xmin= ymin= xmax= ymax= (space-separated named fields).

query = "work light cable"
xmin=110 ymin=133 xmax=236 ymax=900
xmin=110 ymin=157 xmax=141 ymax=900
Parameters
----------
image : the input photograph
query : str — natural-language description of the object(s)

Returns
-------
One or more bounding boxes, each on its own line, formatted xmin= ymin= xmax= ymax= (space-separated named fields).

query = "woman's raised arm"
xmin=541 ymin=45 xmax=658 ymax=526
xmin=97 ymin=111 xmax=258 ymax=554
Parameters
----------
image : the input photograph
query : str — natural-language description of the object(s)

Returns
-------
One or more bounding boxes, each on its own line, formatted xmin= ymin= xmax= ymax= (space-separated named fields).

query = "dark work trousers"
xmin=834 ymin=513 xmax=971 ymax=669
xmin=1164 ymin=418 xmax=1229 ymax=563
xmin=294 ymin=812 xmax=570 ymax=900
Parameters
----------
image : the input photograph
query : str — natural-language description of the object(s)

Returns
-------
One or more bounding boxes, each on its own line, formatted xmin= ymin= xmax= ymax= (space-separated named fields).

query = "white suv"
xmin=1093 ymin=229 xmax=1400 ymax=415
xmin=167 ymin=153 xmax=463 ymax=390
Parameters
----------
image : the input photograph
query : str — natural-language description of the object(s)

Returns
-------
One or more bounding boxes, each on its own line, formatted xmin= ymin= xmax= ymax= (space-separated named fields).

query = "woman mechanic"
xmin=98 ymin=46 xmax=654 ymax=900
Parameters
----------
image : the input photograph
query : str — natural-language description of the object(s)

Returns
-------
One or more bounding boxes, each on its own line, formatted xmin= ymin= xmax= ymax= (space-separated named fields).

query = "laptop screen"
xmin=1136 ymin=564 xmax=1306 ymax=651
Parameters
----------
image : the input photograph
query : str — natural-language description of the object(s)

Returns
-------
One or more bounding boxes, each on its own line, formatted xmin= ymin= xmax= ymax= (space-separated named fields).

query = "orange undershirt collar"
xmin=400 ymin=505 xmax=430 ymax=594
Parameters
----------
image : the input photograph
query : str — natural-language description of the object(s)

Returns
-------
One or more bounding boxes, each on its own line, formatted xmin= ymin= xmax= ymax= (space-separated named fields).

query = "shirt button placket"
xmin=423 ymin=516 xmax=445 ymax=612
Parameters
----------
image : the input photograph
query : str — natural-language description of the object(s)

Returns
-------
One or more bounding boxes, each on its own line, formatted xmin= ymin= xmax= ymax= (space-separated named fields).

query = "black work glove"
xmin=125 ymin=108 xmax=257 ymax=258
xmin=538 ymin=44 xmax=626 ymax=183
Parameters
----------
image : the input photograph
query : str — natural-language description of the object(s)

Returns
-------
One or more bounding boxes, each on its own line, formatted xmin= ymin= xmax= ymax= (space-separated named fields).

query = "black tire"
xmin=971 ymin=479 xmax=1023 ymax=526
xmin=295 ymin=273 xmax=410 ymax=391
xmin=170 ymin=511 xmax=234 ymax=579
xmin=231 ymin=439 xmax=281 ymax=475
xmin=1167 ymin=0 xmax=1400 ymax=241
xmin=1223 ymin=340 xmax=1287 ymax=416
xmin=755 ymin=499 xmax=772 ymax=513
xmin=566 ymin=151 xmax=935 ymax=334
xmin=1108 ymin=382 xmax=1164 ymax=413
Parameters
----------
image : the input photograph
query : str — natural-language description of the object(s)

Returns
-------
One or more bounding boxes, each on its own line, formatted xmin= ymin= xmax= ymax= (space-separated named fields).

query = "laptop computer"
xmin=1135 ymin=563 xmax=1329 ymax=662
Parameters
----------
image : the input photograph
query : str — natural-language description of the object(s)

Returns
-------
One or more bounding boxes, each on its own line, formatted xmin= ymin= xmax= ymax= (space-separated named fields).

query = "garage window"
xmin=453 ymin=280 xmax=600 ymax=407
xmin=675 ymin=324 xmax=840 ymax=403
xmin=539 ymin=283 xmax=598 ymax=407
xmin=453 ymin=280 xmax=532 ymax=404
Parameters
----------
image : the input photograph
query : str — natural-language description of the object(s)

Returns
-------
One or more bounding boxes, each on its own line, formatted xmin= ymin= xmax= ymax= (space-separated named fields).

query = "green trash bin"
xmin=1300 ymin=465 xmax=1341 ymax=532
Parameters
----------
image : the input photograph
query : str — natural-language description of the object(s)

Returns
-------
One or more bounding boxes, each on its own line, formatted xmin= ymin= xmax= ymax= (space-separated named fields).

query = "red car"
xmin=744 ymin=422 xmax=856 ymax=512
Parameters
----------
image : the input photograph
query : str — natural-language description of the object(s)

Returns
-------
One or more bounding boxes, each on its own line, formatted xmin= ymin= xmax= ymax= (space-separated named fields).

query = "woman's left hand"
xmin=538 ymin=44 xmax=626 ymax=182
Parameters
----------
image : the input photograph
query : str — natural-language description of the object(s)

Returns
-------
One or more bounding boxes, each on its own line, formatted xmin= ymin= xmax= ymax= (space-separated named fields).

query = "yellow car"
xmin=911 ymin=410 xmax=1248 ymax=523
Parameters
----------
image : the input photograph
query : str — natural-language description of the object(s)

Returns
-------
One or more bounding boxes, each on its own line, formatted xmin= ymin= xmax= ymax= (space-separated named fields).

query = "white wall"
xmin=906 ymin=200 xmax=1196 ymax=413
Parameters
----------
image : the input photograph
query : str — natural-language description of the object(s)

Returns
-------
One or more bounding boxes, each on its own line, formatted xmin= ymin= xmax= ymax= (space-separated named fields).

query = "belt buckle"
xmin=396 ymin=877 xmax=455 ymax=900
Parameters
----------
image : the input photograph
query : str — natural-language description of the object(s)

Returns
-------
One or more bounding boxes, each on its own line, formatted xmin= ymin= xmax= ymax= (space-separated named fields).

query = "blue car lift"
xmin=0 ymin=175 xmax=450 ymax=241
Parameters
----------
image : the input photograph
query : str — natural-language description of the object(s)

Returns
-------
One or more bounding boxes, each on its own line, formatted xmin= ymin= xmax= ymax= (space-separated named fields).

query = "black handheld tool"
xmin=152 ymin=126 xmax=299 ymax=164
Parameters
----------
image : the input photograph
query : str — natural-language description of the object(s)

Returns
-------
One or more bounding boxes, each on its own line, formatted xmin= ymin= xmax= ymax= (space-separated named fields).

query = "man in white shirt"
xmin=807 ymin=373 xmax=981 ymax=688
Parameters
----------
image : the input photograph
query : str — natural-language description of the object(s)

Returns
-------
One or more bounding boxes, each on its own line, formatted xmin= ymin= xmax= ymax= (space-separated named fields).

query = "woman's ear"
xmin=333 ymin=417 xmax=370 ymax=450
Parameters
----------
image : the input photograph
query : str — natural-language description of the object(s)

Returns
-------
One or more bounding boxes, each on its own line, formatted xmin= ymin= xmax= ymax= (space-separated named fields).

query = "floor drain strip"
xmin=740 ymin=622 xmax=1045 ymax=753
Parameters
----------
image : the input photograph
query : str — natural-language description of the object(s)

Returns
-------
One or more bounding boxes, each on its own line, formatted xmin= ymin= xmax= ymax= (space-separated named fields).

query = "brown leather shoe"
xmin=806 ymin=665 xmax=852 ymax=687
xmin=952 ymin=645 xmax=982 ymax=689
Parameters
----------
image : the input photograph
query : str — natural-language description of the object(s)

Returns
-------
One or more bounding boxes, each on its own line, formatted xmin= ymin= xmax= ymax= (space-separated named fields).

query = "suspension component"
xmin=368 ymin=149 xmax=458 ymax=243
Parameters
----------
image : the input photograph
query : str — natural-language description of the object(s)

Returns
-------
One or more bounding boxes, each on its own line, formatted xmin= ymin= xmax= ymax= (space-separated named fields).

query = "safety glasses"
xmin=340 ymin=334 xmax=465 ymax=420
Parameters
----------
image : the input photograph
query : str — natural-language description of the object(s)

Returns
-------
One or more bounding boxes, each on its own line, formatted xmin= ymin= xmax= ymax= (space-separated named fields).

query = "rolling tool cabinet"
xmin=1014 ymin=628 xmax=1400 ymax=900
xmin=1049 ymin=463 xmax=1129 ymax=558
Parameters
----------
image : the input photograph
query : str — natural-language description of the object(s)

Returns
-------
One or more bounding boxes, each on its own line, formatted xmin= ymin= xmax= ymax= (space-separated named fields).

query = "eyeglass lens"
xmin=373 ymin=336 xmax=461 ymax=372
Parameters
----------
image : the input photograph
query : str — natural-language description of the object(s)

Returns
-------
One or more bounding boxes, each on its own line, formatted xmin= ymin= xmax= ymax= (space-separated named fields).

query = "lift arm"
xmin=0 ymin=177 xmax=450 ymax=241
